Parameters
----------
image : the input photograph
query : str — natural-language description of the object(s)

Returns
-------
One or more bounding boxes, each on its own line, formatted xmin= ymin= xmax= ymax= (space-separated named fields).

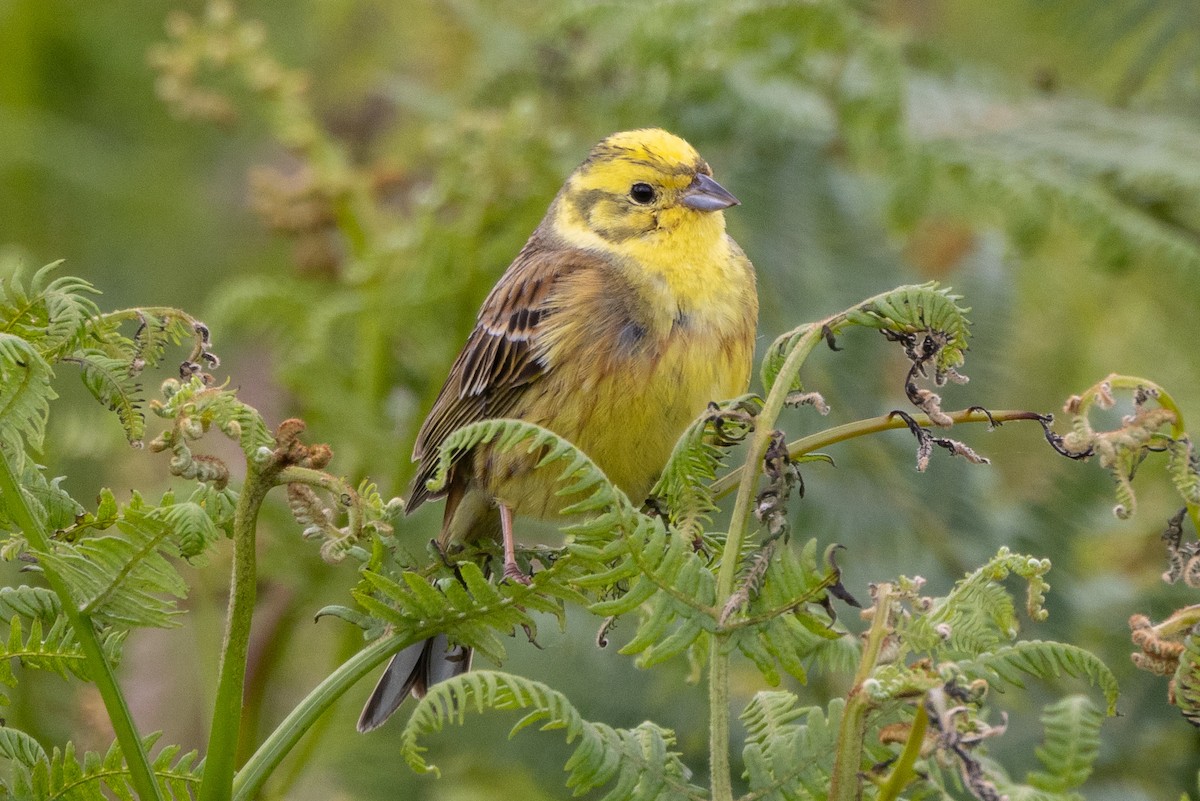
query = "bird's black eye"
xmin=629 ymin=182 xmax=656 ymax=204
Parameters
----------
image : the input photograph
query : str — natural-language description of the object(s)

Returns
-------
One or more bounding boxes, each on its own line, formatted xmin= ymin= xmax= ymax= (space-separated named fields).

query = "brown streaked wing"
xmin=406 ymin=241 xmax=605 ymax=512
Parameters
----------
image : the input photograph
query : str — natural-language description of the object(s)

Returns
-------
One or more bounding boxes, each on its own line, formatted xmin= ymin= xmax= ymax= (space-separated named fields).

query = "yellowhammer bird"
xmin=358 ymin=128 xmax=758 ymax=731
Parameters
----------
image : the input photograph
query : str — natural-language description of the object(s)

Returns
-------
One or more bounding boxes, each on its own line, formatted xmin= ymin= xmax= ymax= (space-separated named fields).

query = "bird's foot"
xmin=503 ymin=560 xmax=533 ymax=585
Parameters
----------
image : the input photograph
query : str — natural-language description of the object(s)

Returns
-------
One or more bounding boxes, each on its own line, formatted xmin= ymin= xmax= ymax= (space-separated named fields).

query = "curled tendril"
xmin=882 ymin=329 xmax=966 ymax=428
xmin=1054 ymin=375 xmax=1200 ymax=523
xmin=924 ymin=683 xmax=1008 ymax=801
xmin=754 ymin=430 xmax=802 ymax=541
xmin=887 ymin=409 xmax=990 ymax=472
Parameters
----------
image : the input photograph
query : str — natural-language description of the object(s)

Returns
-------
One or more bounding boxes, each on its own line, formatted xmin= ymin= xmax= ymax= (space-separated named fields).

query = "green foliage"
xmin=0 ymin=616 xmax=92 ymax=689
xmin=0 ymin=252 xmax=1146 ymax=799
xmin=899 ymin=549 xmax=1051 ymax=655
xmin=424 ymin=418 xmax=632 ymax=517
xmin=150 ymin=376 xmax=275 ymax=463
xmin=8 ymin=0 xmax=1200 ymax=796
xmin=650 ymin=395 xmax=761 ymax=544
xmin=1173 ymin=627 xmax=1200 ymax=727
xmin=0 ymin=263 xmax=100 ymax=363
xmin=72 ymin=348 xmax=147 ymax=445
xmin=399 ymin=670 xmax=705 ymax=801
xmin=0 ymin=731 xmax=203 ymax=801
xmin=0 ymin=447 xmax=81 ymax=541
xmin=0 ymin=261 xmax=215 ymax=454
xmin=960 ymin=641 xmax=1119 ymax=716
xmin=1025 ymin=695 xmax=1103 ymax=795
xmin=761 ymin=282 xmax=971 ymax=396
xmin=725 ymin=541 xmax=845 ymax=686
xmin=739 ymin=694 xmax=856 ymax=801
xmin=37 ymin=496 xmax=205 ymax=630
xmin=350 ymin=562 xmax=568 ymax=667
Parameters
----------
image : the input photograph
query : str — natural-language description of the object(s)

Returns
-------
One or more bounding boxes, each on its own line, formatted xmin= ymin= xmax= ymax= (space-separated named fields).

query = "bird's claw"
xmin=503 ymin=561 xmax=533 ymax=585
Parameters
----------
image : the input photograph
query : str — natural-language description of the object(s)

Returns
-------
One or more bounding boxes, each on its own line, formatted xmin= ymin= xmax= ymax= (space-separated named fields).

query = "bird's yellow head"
xmin=553 ymin=128 xmax=739 ymax=247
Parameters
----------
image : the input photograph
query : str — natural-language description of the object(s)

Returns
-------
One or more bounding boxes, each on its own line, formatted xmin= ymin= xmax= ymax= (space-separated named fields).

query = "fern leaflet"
xmin=35 ymin=498 xmax=203 ymax=631
xmin=70 ymin=348 xmax=147 ymax=445
xmin=1023 ymin=695 xmax=1103 ymax=795
xmin=400 ymin=670 xmax=705 ymax=801
xmin=0 ymin=333 xmax=54 ymax=451
xmin=5 ymin=733 xmax=203 ymax=801
xmin=959 ymin=641 xmax=1119 ymax=716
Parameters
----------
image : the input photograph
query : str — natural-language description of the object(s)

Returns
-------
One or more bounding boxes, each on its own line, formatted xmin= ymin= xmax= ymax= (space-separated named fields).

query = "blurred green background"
xmin=3 ymin=0 xmax=1200 ymax=798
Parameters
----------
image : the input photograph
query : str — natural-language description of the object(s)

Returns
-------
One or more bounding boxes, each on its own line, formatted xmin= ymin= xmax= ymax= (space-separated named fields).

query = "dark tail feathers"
xmin=356 ymin=634 xmax=473 ymax=732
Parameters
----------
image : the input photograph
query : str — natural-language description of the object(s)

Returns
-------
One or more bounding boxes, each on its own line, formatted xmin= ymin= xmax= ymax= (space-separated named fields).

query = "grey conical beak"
xmin=681 ymin=173 xmax=740 ymax=211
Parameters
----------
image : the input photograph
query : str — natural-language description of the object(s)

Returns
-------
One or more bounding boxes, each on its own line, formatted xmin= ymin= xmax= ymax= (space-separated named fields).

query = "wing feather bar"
xmin=405 ymin=243 xmax=602 ymax=513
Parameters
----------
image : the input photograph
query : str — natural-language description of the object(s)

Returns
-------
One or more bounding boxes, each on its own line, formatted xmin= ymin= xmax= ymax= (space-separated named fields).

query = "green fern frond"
xmin=113 ymin=309 xmax=206 ymax=373
xmin=0 ymin=726 xmax=48 ymax=801
xmin=902 ymin=548 xmax=1052 ymax=658
xmin=726 ymin=540 xmax=843 ymax=685
xmin=0 ymin=615 xmax=93 ymax=688
xmin=650 ymin=395 xmax=760 ymax=542
xmin=1173 ymin=626 xmax=1200 ymax=727
xmin=0 ymin=725 xmax=48 ymax=769
xmin=400 ymin=670 xmax=705 ymax=801
xmin=611 ymin=539 xmax=717 ymax=667
xmin=0 ymin=585 xmax=62 ymax=623
xmin=0 ymin=447 xmax=82 ymax=539
xmin=1024 ymin=695 xmax=1103 ymax=794
xmin=959 ymin=641 xmax=1119 ymax=716
xmin=36 ymin=500 xmax=193 ymax=630
xmin=150 ymin=376 xmax=274 ymax=459
xmin=12 ymin=733 xmax=203 ymax=801
xmin=151 ymin=499 xmax=223 ymax=559
xmin=760 ymin=323 xmax=824 ymax=395
xmin=761 ymin=283 xmax=972 ymax=395
xmin=0 ymin=262 xmax=101 ymax=362
xmin=844 ymin=282 xmax=972 ymax=374
xmin=0 ymin=334 xmax=55 ymax=451
xmin=740 ymin=696 xmax=855 ymax=801
xmin=185 ymin=482 xmax=238 ymax=539
xmin=71 ymin=348 xmax=146 ymax=445
xmin=347 ymin=421 xmax=642 ymax=665
xmin=911 ymin=579 xmax=1017 ymax=655
xmin=741 ymin=691 xmax=807 ymax=746
xmin=427 ymin=418 xmax=631 ymax=516
xmin=1167 ymin=437 xmax=1200 ymax=505
xmin=353 ymin=561 xmax=565 ymax=665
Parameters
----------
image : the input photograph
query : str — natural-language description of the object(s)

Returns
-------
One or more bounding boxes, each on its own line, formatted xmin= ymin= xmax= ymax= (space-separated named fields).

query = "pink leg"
xmin=499 ymin=503 xmax=531 ymax=584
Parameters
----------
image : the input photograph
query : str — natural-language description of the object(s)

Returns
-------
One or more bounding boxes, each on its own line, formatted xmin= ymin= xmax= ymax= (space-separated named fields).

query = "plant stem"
xmin=710 ymin=408 xmax=1047 ymax=500
xmin=707 ymin=641 xmax=733 ymax=801
xmin=707 ymin=291 xmax=978 ymax=799
xmin=233 ymin=632 xmax=421 ymax=801
xmin=878 ymin=700 xmax=928 ymax=801
xmin=830 ymin=582 xmax=894 ymax=801
xmin=0 ymin=446 xmax=164 ymax=801
xmin=709 ymin=322 xmax=830 ymax=801
xmin=1153 ymin=603 xmax=1200 ymax=638
xmin=198 ymin=458 xmax=278 ymax=801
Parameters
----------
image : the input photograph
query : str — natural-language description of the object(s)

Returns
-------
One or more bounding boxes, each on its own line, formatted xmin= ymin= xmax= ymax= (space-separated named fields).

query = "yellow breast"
xmin=477 ymin=240 xmax=757 ymax=517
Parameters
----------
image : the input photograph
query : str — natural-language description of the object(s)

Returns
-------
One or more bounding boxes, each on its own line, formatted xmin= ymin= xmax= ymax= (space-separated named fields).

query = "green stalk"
xmin=707 ymin=644 xmax=732 ymax=801
xmin=0 ymin=446 xmax=164 ymax=801
xmin=708 ymin=322 xmax=829 ymax=801
xmin=198 ymin=459 xmax=277 ymax=801
xmin=829 ymin=583 xmax=894 ymax=801
xmin=878 ymin=699 xmax=928 ymax=801
xmin=232 ymin=632 xmax=420 ymax=801
xmin=710 ymin=408 xmax=1047 ymax=500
